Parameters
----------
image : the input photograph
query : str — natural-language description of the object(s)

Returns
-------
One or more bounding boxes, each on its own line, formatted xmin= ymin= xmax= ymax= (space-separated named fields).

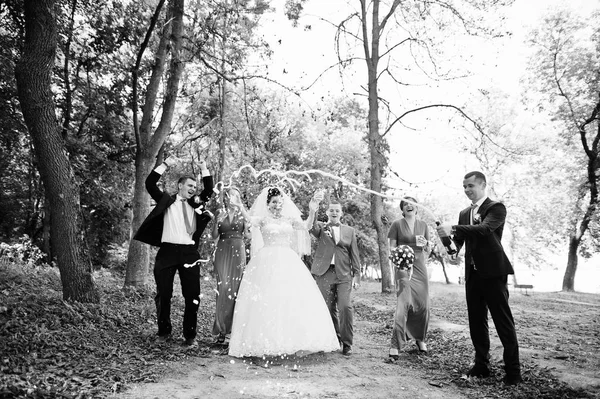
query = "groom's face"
xmin=463 ymin=176 xmax=486 ymax=203
xmin=326 ymin=204 xmax=343 ymax=224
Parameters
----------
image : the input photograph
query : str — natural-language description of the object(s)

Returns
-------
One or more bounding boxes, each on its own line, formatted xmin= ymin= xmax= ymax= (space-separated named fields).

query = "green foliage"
xmin=524 ymin=6 xmax=600 ymax=257
xmin=0 ymin=236 xmax=46 ymax=266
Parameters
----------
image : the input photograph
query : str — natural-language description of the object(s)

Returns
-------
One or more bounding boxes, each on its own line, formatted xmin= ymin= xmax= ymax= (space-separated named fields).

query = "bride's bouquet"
xmin=389 ymin=245 xmax=415 ymax=271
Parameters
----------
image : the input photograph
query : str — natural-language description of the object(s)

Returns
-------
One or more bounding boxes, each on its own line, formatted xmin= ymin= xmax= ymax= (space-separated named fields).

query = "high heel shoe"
xmin=416 ymin=340 xmax=427 ymax=354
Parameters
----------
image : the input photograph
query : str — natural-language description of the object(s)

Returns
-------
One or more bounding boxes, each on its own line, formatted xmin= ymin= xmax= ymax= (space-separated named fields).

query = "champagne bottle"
xmin=436 ymin=221 xmax=457 ymax=255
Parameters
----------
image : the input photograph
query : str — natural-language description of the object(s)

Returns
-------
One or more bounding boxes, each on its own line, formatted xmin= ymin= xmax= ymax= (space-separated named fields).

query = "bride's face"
xmin=268 ymin=195 xmax=284 ymax=214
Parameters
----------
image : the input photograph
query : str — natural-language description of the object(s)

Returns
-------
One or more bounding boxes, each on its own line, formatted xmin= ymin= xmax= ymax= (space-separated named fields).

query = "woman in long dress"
xmin=211 ymin=187 xmax=250 ymax=345
xmin=228 ymin=187 xmax=340 ymax=358
xmin=388 ymin=196 xmax=431 ymax=359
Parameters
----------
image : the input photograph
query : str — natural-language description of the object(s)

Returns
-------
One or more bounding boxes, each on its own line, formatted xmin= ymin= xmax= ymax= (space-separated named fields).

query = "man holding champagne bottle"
xmin=436 ymin=171 xmax=522 ymax=385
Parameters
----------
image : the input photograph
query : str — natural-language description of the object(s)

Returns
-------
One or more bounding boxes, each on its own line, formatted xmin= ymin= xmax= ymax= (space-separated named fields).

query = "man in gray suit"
xmin=309 ymin=198 xmax=361 ymax=356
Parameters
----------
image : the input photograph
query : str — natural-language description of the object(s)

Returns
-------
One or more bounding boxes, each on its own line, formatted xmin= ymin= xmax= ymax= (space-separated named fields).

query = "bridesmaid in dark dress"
xmin=211 ymin=187 xmax=250 ymax=345
xmin=387 ymin=196 xmax=431 ymax=359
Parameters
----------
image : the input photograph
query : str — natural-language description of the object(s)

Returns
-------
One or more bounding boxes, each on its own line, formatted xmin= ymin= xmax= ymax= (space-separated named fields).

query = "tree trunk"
xmin=562 ymin=114 xmax=599 ymax=291
xmin=363 ymin=0 xmax=394 ymax=292
xmin=562 ymin=234 xmax=579 ymax=291
xmin=125 ymin=154 xmax=153 ymax=286
xmin=15 ymin=0 xmax=99 ymax=302
xmin=430 ymin=250 xmax=451 ymax=284
xmin=125 ymin=0 xmax=186 ymax=287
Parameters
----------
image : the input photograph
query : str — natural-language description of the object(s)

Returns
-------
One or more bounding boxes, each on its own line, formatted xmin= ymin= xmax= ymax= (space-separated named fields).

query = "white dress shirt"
xmin=470 ymin=196 xmax=488 ymax=225
xmin=161 ymin=195 xmax=195 ymax=245
xmin=330 ymin=224 xmax=340 ymax=264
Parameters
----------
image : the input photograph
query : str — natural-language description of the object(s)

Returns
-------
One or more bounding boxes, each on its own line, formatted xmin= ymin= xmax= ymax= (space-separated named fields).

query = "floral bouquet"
xmin=389 ymin=245 xmax=415 ymax=271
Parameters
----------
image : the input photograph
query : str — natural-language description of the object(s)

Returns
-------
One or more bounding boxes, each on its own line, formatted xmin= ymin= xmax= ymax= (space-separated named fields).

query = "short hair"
xmin=399 ymin=196 xmax=418 ymax=211
xmin=328 ymin=199 xmax=343 ymax=208
xmin=464 ymin=171 xmax=486 ymax=183
xmin=178 ymin=175 xmax=196 ymax=185
xmin=266 ymin=187 xmax=282 ymax=204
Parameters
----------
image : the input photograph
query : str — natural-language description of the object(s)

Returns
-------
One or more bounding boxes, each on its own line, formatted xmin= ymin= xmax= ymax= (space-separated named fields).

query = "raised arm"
xmin=309 ymin=190 xmax=324 ymax=237
xmin=145 ymin=156 xmax=177 ymax=202
xmin=196 ymin=160 xmax=214 ymax=204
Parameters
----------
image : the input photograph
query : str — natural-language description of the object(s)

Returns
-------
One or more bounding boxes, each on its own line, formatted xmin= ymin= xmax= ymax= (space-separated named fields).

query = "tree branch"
xmin=132 ymin=0 xmax=166 ymax=151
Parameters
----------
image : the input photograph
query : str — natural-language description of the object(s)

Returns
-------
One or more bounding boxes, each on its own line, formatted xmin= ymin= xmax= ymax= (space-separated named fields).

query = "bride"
xmin=228 ymin=187 xmax=340 ymax=357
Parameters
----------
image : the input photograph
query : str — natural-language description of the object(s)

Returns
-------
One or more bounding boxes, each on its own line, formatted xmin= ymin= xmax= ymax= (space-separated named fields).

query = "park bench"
xmin=514 ymin=284 xmax=534 ymax=295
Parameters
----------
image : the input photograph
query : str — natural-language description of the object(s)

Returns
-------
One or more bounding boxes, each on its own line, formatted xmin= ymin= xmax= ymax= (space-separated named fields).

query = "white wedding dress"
xmin=228 ymin=216 xmax=340 ymax=357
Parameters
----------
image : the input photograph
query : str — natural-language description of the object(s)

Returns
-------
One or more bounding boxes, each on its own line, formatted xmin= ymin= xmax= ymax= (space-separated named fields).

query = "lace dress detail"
xmin=228 ymin=217 xmax=340 ymax=357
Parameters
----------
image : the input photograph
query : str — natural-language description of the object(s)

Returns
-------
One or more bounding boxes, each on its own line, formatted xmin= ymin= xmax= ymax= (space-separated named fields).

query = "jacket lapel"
xmin=476 ymin=198 xmax=493 ymax=221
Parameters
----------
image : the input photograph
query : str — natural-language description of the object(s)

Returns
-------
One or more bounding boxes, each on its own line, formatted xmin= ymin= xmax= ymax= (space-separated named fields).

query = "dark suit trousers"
xmin=466 ymin=271 xmax=520 ymax=375
xmin=153 ymin=244 xmax=201 ymax=339
xmin=315 ymin=266 xmax=353 ymax=347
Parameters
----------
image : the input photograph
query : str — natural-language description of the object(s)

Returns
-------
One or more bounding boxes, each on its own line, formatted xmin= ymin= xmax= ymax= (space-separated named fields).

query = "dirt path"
xmin=116 ymin=282 xmax=469 ymax=399
xmin=114 ymin=281 xmax=600 ymax=399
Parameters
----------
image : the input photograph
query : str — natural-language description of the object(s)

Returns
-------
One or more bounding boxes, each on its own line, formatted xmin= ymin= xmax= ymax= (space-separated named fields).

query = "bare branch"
xmin=300 ymin=57 xmax=364 ymax=91
xmin=379 ymin=37 xmax=415 ymax=59
xmin=379 ymin=0 xmax=403 ymax=34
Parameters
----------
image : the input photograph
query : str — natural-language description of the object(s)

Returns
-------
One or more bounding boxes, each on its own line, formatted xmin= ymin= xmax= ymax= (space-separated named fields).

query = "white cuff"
xmin=200 ymin=168 xmax=210 ymax=178
xmin=154 ymin=163 xmax=168 ymax=175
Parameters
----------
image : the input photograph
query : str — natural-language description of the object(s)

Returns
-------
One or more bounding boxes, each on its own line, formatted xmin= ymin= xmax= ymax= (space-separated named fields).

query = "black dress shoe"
xmin=184 ymin=338 xmax=198 ymax=348
xmin=342 ymin=344 xmax=352 ymax=356
xmin=503 ymin=374 xmax=522 ymax=385
xmin=416 ymin=340 xmax=428 ymax=354
xmin=467 ymin=365 xmax=490 ymax=378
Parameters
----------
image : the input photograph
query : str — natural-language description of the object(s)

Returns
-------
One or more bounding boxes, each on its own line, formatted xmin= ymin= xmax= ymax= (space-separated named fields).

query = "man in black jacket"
xmin=134 ymin=157 xmax=214 ymax=347
xmin=437 ymin=171 xmax=521 ymax=385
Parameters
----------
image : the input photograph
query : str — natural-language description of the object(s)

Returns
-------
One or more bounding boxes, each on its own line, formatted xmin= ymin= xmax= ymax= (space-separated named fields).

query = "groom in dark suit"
xmin=437 ymin=171 xmax=521 ymax=385
xmin=309 ymin=198 xmax=361 ymax=356
xmin=134 ymin=156 xmax=214 ymax=347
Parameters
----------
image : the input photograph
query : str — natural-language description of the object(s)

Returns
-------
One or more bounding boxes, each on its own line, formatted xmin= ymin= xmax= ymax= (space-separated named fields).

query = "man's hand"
xmin=198 ymin=160 xmax=209 ymax=175
xmin=352 ymin=275 xmax=360 ymax=289
xmin=163 ymin=155 xmax=177 ymax=168
xmin=436 ymin=224 xmax=453 ymax=238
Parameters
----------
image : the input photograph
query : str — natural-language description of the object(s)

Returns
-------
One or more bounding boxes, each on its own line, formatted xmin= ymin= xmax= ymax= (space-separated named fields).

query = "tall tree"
xmin=528 ymin=9 xmax=600 ymax=291
xmin=339 ymin=0 xmax=512 ymax=292
xmin=125 ymin=0 xmax=186 ymax=286
xmin=15 ymin=0 xmax=99 ymax=302
xmin=284 ymin=0 xmax=512 ymax=292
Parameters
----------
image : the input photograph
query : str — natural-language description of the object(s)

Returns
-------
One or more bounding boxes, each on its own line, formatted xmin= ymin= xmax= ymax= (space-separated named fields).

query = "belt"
xmin=160 ymin=242 xmax=196 ymax=248
xmin=219 ymin=233 xmax=243 ymax=239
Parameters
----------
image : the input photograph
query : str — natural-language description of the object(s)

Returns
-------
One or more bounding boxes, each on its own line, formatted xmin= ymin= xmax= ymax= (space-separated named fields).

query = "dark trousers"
xmin=315 ymin=266 xmax=354 ymax=347
xmin=466 ymin=271 xmax=520 ymax=375
xmin=153 ymin=244 xmax=201 ymax=339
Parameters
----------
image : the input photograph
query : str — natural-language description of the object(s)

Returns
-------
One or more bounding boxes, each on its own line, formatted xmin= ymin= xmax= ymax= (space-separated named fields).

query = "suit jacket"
xmin=453 ymin=197 xmax=513 ymax=281
xmin=310 ymin=221 xmax=361 ymax=281
xmin=134 ymin=170 xmax=214 ymax=248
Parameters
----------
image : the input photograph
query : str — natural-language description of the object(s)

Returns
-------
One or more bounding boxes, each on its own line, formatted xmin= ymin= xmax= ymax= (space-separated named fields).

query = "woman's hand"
xmin=216 ymin=209 xmax=227 ymax=223
xmin=229 ymin=194 xmax=243 ymax=209
xmin=415 ymin=235 xmax=427 ymax=248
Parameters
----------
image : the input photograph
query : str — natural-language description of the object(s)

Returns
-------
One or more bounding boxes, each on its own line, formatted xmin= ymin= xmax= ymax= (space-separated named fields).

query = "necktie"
xmin=181 ymin=199 xmax=194 ymax=234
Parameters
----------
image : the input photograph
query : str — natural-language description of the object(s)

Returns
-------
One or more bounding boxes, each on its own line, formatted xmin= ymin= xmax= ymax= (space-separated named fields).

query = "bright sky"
xmin=252 ymin=0 xmax=596 ymax=201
